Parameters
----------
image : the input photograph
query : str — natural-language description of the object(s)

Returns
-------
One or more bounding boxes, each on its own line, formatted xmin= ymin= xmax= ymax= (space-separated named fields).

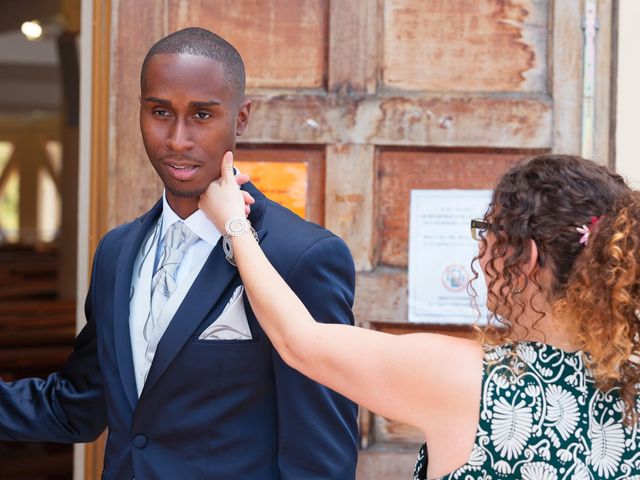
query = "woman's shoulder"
xmin=482 ymin=341 xmax=585 ymax=369
xmin=481 ymin=341 xmax=590 ymax=394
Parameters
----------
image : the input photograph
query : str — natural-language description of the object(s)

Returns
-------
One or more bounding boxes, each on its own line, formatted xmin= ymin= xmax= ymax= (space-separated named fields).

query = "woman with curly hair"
xmin=200 ymin=152 xmax=640 ymax=479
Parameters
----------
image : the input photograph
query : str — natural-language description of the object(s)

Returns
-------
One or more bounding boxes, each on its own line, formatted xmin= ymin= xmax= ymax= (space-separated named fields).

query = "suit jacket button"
xmin=133 ymin=434 xmax=148 ymax=449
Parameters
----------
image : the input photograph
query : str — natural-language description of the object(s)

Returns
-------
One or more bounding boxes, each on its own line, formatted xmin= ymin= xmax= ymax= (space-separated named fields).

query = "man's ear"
xmin=236 ymin=99 xmax=252 ymax=136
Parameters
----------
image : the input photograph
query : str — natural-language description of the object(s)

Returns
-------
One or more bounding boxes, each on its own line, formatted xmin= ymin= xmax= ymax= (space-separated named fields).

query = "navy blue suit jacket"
xmin=0 ymin=184 xmax=359 ymax=479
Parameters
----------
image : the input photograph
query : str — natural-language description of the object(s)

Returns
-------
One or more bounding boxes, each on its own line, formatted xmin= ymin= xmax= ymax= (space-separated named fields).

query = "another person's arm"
xmin=199 ymin=152 xmax=482 ymax=436
xmin=270 ymin=234 xmax=358 ymax=478
xmin=0 ymin=243 xmax=107 ymax=443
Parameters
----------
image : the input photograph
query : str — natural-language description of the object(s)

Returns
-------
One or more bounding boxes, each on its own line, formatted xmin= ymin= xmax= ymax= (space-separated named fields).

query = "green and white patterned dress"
xmin=413 ymin=342 xmax=640 ymax=479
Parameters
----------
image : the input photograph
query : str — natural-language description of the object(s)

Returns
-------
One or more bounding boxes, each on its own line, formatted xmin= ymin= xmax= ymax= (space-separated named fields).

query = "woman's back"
xmin=414 ymin=342 xmax=640 ymax=479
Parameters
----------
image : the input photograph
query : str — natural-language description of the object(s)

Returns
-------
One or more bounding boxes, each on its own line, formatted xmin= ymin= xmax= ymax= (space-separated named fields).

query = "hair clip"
xmin=576 ymin=216 xmax=602 ymax=245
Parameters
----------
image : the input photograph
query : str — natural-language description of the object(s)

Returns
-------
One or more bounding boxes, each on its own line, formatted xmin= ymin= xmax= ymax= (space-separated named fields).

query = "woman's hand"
xmin=199 ymin=151 xmax=254 ymax=233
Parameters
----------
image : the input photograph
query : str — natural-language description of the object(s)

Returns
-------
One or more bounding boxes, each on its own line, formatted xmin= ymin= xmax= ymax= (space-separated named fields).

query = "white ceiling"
xmin=0 ymin=30 xmax=58 ymax=65
xmin=0 ymin=29 xmax=61 ymax=113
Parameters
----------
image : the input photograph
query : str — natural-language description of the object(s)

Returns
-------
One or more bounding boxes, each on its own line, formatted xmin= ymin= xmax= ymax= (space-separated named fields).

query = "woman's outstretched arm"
xmin=199 ymin=152 xmax=482 ymax=435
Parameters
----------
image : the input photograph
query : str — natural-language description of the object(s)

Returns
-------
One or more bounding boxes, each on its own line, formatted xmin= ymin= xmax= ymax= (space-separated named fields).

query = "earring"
xmin=512 ymin=286 xmax=523 ymax=294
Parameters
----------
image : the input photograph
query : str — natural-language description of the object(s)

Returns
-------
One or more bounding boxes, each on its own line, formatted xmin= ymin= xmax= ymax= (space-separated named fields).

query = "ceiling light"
xmin=21 ymin=21 xmax=43 ymax=41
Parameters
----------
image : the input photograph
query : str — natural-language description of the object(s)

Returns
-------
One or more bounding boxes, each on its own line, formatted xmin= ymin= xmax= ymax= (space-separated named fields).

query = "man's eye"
xmin=194 ymin=111 xmax=211 ymax=120
xmin=152 ymin=109 xmax=170 ymax=117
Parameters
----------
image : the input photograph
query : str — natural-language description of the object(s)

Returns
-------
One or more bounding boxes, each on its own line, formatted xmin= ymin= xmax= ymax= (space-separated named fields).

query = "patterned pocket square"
xmin=198 ymin=286 xmax=252 ymax=340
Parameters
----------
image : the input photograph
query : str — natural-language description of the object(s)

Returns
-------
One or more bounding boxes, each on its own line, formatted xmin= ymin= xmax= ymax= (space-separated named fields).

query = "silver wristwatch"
xmin=224 ymin=217 xmax=251 ymax=237
xmin=222 ymin=217 xmax=259 ymax=266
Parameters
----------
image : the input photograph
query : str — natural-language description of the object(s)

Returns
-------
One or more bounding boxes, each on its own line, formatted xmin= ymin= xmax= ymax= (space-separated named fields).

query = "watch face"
xmin=226 ymin=217 xmax=248 ymax=235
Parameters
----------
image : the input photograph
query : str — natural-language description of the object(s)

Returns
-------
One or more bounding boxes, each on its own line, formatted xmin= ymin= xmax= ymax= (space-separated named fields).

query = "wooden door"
xmin=87 ymin=1 xmax=616 ymax=478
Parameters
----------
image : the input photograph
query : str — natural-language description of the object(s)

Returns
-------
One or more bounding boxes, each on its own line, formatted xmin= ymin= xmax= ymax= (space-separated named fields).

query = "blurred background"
xmin=0 ymin=0 xmax=638 ymax=479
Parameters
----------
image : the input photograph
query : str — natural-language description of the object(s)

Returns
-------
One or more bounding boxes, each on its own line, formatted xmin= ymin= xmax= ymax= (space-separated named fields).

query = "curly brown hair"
xmin=557 ymin=191 xmax=640 ymax=423
xmin=473 ymin=154 xmax=640 ymax=421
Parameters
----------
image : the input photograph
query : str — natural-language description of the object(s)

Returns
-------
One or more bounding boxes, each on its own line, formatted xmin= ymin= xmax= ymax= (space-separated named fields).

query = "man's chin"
xmin=167 ymin=186 xmax=207 ymax=199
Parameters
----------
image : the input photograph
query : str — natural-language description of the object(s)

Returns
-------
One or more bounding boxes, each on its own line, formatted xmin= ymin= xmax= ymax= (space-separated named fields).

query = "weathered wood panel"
xmin=235 ymin=147 xmax=325 ymax=225
xmin=383 ymin=0 xmax=548 ymax=93
xmin=245 ymin=94 xmax=553 ymax=147
xmin=594 ymin=0 xmax=615 ymax=166
xmin=325 ymin=144 xmax=376 ymax=271
xmin=374 ymin=415 xmax=423 ymax=444
xmin=109 ymin=0 xmax=164 ymax=227
xmin=168 ymin=0 xmax=328 ymax=89
xmin=551 ymin=0 xmax=582 ymax=155
xmin=85 ymin=0 xmax=113 ymax=474
xmin=378 ymin=150 xmax=524 ymax=267
xmin=328 ymin=0 xmax=378 ymax=94
xmin=354 ymin=268 xmax=408 ymax=324
xmin=356 ymin=446 xmax=418 ymax=480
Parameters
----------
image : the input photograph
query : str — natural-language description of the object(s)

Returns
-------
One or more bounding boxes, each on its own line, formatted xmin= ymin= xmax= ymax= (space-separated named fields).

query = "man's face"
xmin=140 ymin=53 xmax=249 ymax=209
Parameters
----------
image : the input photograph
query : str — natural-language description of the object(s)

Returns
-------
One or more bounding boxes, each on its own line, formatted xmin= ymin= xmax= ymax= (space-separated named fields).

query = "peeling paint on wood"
xmin=383 ymin=0 xmax=548 ymax=93
xmin=245 ymin=93 xmax=552 ymax=148
xmin=168 ymin=0 xmax=328 ymax=89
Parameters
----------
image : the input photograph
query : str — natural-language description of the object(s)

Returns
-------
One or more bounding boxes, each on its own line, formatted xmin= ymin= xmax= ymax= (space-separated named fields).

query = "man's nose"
xmin=165 ymin=119 xmax=194 ymax=153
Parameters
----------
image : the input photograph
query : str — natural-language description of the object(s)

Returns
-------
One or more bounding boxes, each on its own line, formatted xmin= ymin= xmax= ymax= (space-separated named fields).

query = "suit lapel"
xmin=113 ymin=200 xmax=162 ymax=411
xmin=140 ymin=184 xmax=268 ymax=400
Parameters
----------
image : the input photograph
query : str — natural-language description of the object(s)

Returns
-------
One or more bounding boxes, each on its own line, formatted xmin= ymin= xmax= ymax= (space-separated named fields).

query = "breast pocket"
xmin=195 ymin=286 xmax=256 ymax=342
xmin=189 ymin=334 xmax=271 ymax=391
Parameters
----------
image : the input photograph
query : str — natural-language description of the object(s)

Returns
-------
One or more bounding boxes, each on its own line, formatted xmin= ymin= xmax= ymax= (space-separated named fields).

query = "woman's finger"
xmin=242 ymin=191 xmax=256 ymax=205
xmin=220 ymin=151 xmax=236 ymax=186
xmin=235 ymin=173 xmax=251 ymax=186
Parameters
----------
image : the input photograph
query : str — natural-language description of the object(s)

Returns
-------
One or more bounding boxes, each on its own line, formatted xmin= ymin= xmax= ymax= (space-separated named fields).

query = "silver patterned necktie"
xmin=143 ymin=221 xmax=198 ymax=370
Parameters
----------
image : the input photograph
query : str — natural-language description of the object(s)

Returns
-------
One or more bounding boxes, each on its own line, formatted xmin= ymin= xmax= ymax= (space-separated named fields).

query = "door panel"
xmin=90 ymin=1 xmax=613 ymax=478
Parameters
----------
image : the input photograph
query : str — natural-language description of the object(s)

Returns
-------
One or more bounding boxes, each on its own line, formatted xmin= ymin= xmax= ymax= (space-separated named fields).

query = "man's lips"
xmin=163 ymin=160 xmax=201 ymax=181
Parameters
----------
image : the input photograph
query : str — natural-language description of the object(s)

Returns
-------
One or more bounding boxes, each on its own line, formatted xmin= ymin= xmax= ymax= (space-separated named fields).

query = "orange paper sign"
xmin=236 ymin=161 xmax=308 ymax=219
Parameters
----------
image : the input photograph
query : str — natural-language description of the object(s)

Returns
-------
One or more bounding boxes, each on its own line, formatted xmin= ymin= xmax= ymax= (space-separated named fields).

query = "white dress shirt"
xmin=154 ymin=192 xmax=222 ymax=280
xmin=129 ymin=192 xmax=221 ymax=395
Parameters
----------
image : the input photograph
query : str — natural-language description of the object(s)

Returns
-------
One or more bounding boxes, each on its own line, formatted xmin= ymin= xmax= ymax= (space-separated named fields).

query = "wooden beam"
xmin=356 ymin=446 xmax=418 ymax=480
xmin=89 ymin=0 xmax=111 ymax=258
xmin=325 ymin=144 xmax=376 ymax=271
xmin=354 ymin=268 xmax=408 ymax=324
xmin=594 ymin=0 xmax=615 ymax=166
xmin=15 ymin=138 xmax=42 ymax=243
xmin=0 ymin=149 xmax=16 ymax=195
xmin=551 ymin=0 xmax=583 ymax=154
xmin=328 ymin=0 xmax=378 ymax=93
xmin=61 ymin=0 xmax=81 ymax=34
xmin=245 ymin=93 xmax=553 ymax=148
xmin=85 ymin=0 xmax=113 ymax=475
xmin=108 ymin=0 xmax=165 ymax=226
xmin=355 ymin=268 xmax=481 ymax=329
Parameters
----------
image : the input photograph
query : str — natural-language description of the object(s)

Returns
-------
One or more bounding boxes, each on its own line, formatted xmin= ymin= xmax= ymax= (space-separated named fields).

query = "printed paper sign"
xmin=408 ymin=189 xmax=492 ymax=324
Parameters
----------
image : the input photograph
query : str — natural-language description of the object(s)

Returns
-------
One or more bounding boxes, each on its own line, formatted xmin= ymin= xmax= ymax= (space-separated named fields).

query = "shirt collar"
xmin=160 ymin=191 xmax=221 ymax=246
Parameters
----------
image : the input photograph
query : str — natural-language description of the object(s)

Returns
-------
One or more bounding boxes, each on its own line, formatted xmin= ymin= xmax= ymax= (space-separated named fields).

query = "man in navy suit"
xmin=0 ymin=27 xmax=358 ymax=479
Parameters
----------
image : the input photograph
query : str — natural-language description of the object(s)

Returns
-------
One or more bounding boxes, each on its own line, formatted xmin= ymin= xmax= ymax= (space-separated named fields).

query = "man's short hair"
xmin=141 ymin=27 xmax=246 ymax=100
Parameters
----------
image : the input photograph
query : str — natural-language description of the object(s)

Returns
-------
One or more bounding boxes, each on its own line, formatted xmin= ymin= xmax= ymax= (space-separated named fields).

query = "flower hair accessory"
xmin=576 ymin=216 xmax=602 ymax=245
